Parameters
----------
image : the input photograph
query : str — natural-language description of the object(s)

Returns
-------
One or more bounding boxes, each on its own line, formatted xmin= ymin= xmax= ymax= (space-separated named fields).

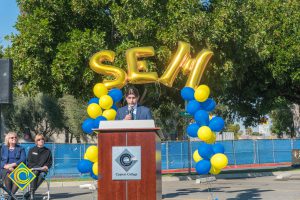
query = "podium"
xmin=95 ymin=120 xmax=162 ymax=200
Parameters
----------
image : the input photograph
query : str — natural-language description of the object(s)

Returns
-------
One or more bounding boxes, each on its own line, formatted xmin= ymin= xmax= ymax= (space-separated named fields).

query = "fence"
xmin=19 ymin=139 xmax=299 ymax=177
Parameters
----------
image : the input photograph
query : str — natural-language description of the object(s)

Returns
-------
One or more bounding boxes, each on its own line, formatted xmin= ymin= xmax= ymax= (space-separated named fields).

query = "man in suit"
xmin=116 ymin=86 xmax=152 ymax=120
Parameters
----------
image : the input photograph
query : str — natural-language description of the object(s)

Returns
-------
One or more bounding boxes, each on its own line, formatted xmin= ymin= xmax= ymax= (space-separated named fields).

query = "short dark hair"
xmin=125 ymin=86 xmax=139 ymax=97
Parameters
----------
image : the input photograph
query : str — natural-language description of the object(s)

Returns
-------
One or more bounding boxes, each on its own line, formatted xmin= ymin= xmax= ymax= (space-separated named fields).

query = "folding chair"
xmin=29 ymin=169 xmax=51 ymax=200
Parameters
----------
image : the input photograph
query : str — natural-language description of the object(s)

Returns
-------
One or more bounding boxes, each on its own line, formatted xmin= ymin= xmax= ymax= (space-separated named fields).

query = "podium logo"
xmin=8 ymin=162 xmax=36 ymax=190
xmin=116 ymin=149 xmax=137 ymax=172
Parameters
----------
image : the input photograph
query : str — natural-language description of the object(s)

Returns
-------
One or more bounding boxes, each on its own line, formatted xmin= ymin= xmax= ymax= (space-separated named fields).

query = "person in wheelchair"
xmin=25 ymin=134 xmax=52 ymax=200
xmin=0 ymin=132 xmax=26 ymax=198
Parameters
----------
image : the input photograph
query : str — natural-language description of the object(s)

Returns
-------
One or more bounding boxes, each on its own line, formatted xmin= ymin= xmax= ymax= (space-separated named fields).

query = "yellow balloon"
xmin=102 ymin=109 xmax=117 ymax=120
xmin=99 ymin=95 xmax=113 ymax=110
xmin=156 ymin=150 xmax=161 ymax=162
xmin=193 ymin=150 xmax=203 ymax=163
xmin=206 ymin=132 xmax=216 ymax=144
xmin=92 ymin=162 xmax=98 ymax=176
xmin=84 ymin=153 xmax=88 ymax=160
xmin=197 ymin=126 xmax=213 ymax=142
xmin=86 ymin=145 xmax=98 ymax=163
xmin=87 ymin=103 xmax=102 ymax=119
xmin=194 ymin=85 xmax=210 ymax=102
xmin=126 ymin=46 xmax=158 ymax=84
xmin=211 ymin=153 xmax=228 ymax=169
xmin=93 ymin=83 xmax=108 ymax=98
xmin=209 ymin=166 xmax=221 ymax=175
xmin=89 ymin=51 xmax=127 ymax=89
xmin=185 ymin=50 xmax=213 ymax=89
xmin=159 ymin=42 xmax=191 ymax=87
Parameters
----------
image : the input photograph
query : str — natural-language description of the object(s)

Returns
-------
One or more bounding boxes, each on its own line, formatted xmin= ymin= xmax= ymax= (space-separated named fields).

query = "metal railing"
xmin=17 ymin=139 xmax=297 ymax=177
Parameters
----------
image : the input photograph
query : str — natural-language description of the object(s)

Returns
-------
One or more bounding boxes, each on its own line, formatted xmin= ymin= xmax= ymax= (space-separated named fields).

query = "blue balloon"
xmin=108 ymin=88 xmax=123 ymax=103
xmin=88 ymin=97 xmax=99 ymax=105
xmin=200 ymin=98 xmax=216 ymax=112
xmin=209 ymin=117 xmax=225 ymax=132
xmin=195 ymin=160 xmax=211 ymax=175
xmin=94 ymin=116 xmax=107 ymax=128
xmin=198 ymin=143 xmax=214 ymax=160
xmin=181 ymin=87 xmax=195 ymax=101
xmin=90 ymin=171 xmax=98 ymax=180
xmin=194 ymin=110 xmax=209 ymax=126
xmin=111 ymin=104 xmax=118 ymax=111
xmin=213 ymin=143 xmax=225 ymax=154
xmin=77 ymin=159 xmax=93 ymax=174
xmin=82 ymin=118 xmax=95 ymax=134
xmin=186 ymin=123 xmax=200 ymax=137
xmin=186 ymin=100 xmax=201 ymax=115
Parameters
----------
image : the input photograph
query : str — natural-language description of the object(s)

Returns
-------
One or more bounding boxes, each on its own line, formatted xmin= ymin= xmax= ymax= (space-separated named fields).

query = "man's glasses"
xmin=36 ymin=138 xmax=45 ymax=142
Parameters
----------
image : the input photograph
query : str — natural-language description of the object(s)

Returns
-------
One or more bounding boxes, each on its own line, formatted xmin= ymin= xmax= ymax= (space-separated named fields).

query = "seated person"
xmin=0 ymin=132 xmax=26 ymax=196
xmin=25 ymin=134 xmax=52 ymax=199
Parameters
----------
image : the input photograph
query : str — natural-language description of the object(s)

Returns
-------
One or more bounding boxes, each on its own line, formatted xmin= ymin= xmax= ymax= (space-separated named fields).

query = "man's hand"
xmin=124 ymin=114 xmax=132 ymax=120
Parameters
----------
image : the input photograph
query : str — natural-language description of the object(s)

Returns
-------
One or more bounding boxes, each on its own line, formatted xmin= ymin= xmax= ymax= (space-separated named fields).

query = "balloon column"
xmin=181 ymin=85 xmax=228 ymax=175
xmin=81 ymin=83 xmax=123 ymax=134
xmin=79 ymin=83 xmax=123 ymax=178
xmin=77 ymin=145 xmax=99 ymax=180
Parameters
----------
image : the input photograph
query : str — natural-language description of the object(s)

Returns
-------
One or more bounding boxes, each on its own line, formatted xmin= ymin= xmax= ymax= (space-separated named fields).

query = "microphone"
xmin=128 ymin=106 xmax=134 ymax=120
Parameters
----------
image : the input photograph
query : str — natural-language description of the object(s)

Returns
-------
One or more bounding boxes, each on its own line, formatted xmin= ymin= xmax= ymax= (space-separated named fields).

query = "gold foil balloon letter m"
xmin=159 ymin=42 xmax=213 ymax=89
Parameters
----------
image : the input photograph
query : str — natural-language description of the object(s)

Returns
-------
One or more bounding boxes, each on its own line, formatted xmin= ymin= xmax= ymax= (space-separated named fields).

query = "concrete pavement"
xmin=11 ymin=168 xmax=300 ymax=199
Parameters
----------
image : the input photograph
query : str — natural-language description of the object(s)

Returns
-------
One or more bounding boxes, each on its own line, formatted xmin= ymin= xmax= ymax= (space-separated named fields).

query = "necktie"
xmin=133 ymin=109 xmax=136 ymax=120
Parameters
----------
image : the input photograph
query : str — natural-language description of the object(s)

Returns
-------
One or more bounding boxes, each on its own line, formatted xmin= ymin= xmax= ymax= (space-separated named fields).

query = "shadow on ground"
xmin=17 ymin=191 xmax=94 ymax=199
xmin=162 ymin=186 xmax=230 ymax=199
xmin=163 ymin=186 xmax=274 ymax=199
xmin=226 ymin=188 xmax=274 ymax=200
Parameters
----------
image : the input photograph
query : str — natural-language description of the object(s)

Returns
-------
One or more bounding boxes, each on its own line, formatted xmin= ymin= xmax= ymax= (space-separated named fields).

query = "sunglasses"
xmin=36 ymin=138 xmax=45 ymax=142
xmin=9 ymin=137 xmax=17 ymax=139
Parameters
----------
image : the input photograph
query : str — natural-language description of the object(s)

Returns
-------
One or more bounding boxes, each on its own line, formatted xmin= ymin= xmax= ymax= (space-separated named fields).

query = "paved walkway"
xmin=162 ymin=176 xmax=300 ymax=200
xmin=10 ymin=169 xmax=300 ymax=199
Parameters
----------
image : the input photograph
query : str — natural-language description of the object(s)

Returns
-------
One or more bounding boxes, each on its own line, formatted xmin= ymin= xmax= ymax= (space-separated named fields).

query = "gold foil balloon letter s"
xmin=89 ymin=50 xmax=127 ymax=89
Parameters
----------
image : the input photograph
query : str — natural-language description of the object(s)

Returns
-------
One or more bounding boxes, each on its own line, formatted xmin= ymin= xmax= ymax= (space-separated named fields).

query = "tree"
xmin=5 ymin=0 xmax=300 ymax=130
xmin=225 ymin=124 xmax=241 ymax=139
xmin=152 ymin=99 xmax=185 ymax=140
xmin=245 ymin=127 xmax=253 ymax=136
xmin=270 ymin=100 xmax=294 ymax=138
xmin=58 ymin=95 xmax=87 ymax=143
xmin=0 ymin=45 xmax=3 ymax=58
xmin=3 ymin=93 xmax=64 ymax=138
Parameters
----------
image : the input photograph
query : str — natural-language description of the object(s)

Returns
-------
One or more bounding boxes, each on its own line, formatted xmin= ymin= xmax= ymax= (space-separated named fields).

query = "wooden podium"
xmin=95 ymin=120 xmax=162 ymax=200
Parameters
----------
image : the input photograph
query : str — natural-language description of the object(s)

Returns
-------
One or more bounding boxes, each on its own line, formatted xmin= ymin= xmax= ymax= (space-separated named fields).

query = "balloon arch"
xmin=78 ymin=41 xmax=228 ymax=180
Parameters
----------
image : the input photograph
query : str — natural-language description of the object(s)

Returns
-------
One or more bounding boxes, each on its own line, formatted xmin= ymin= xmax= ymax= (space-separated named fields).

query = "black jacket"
xmin=27 ymin=146 xmax=52 ymax=169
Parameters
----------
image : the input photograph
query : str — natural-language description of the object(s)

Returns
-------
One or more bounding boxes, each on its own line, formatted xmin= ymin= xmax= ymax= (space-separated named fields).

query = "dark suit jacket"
xmin=116 ymin=105 xmax=152 ymax=120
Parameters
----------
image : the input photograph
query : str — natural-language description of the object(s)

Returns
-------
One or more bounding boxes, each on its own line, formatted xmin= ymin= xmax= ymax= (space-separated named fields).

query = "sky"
xmin=0 ymin=0 xmax=19 ymax=48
